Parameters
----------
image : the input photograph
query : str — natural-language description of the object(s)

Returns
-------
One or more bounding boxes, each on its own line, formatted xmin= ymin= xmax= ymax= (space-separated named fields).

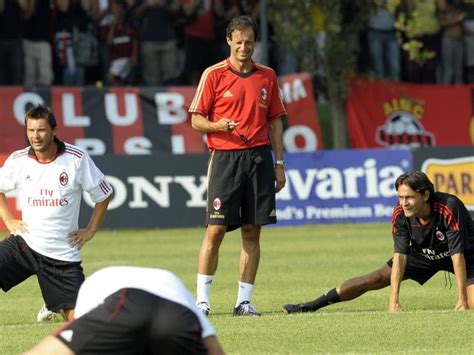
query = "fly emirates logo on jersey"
xmin=27 ymin=188 xmax=69 ymax=207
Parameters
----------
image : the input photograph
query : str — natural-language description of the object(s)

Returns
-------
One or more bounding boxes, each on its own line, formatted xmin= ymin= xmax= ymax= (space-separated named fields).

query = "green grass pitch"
xmin=1 ymin=224 xmax=473 ymax=354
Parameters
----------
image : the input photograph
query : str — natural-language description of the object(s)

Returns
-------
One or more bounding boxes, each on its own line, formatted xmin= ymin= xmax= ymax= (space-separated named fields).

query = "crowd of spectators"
xmin=1 ymin=0 xmax=474 ymax=87
xmin=362 ymin=0 xmax=474 ymax=84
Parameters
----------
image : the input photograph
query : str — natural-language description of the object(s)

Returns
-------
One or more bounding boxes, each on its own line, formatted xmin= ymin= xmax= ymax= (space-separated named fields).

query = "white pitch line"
xmin=0 ymin=308 xmax=466 ymax=326
xmin=0 ymin=322 xmax=60 ymax=329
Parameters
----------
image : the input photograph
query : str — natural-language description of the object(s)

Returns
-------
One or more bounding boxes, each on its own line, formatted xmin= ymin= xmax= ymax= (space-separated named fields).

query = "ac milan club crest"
xmin=59 ymin=172 xmax=69 ymax=186
xmin=261 ymin=87 xmax=267 ymax=101
xmin=213 ymin=198 xmax=221 ymax=211
xmin=435 ymin=230 xmax=446 ymax=241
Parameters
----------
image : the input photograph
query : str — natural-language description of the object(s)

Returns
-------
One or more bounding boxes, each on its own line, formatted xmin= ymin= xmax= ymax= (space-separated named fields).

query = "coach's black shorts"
xmin=55 ymin=288 xmax=207 ymax=355
xmin=207 ymin=146 xmax=277 ymax=232
xmin=386 ymin=250 xmax=474 ymax=285
xmin=0 ymin=234 xmax=84 ymax=312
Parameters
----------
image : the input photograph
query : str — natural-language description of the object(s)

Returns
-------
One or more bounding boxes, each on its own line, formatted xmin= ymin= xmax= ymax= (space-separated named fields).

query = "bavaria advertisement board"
xmin=275 ymin=149 xmax=412 ymax=225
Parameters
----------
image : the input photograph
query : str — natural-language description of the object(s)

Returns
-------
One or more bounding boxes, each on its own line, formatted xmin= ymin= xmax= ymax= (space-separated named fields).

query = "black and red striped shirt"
xmin=392 ymin=192 xmax=474 ymax=261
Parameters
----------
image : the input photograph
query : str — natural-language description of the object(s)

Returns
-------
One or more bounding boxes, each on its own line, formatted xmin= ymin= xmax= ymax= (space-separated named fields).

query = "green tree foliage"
xmin=269 ymin=0 xmax=377 ymax=148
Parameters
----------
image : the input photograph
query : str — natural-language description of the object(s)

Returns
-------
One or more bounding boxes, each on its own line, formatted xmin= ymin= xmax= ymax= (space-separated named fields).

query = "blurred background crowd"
xmin=1 ymin=0 xmax=474 ymax=88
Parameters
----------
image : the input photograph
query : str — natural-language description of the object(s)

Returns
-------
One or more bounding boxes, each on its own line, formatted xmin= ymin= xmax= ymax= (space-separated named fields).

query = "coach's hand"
xmin=68 ymin=228 xmax=95 ymax=249
xmin=218 ymin=118 xmax=239 ymax=132
xmin=274 ymin=165 xmax=286 ymax=192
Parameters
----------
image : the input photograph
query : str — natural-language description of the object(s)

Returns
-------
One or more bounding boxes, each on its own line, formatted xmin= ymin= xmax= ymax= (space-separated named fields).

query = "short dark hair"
xmin=226 ymin=15 xmax=259 ymax=41
xmin=25 ymin=105 xmax=57 ymax=130
xmin=395 ymin=171 xmax=435 ymax=199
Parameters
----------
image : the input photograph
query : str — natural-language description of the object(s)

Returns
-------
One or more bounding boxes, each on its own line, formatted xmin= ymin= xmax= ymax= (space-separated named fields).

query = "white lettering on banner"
xmin=276 ymin=204 xmax=394 ymax=221
xmin=124 ymin=137 xmax=152 ymax=155
xmin=63 ymin=94 xmax=91 ymax=126
xmin=173 ymin=176 xmax=207 ymax=207
xmin=280 ymin=78 xmax=308 ymax=104
xmin=75 ymin=138 xmax=106 ymax=155
xmin=14 ymin=92 xmax=45 ymax=125
xmin=277 ymin=206 xmax=305 ymax=220
xmin=155 ymin=93 xmax=187 ymax=125
xmin=82 ymin=175 xmax=207 ymax=210
xmin=374 ymin=203 xmax=393 ymax=217
xmin=277 ymin=160 xmax=403 ymax=201
xmin=283 ymin=125 xmax=318 ymax=152
xmin=316 ymin=168 xmax=345 ymax=199
xmin=306 ymin=205 xmax=373 ymax=219
xmin=379 ymin=166 xmax=403 ymax=197
xmin=105 ymin=93 xmax=138 ymax=126
xmin=171 ymin=135 xmax=185 ymax=154
xmin=128 ymin=176 xmax=173 ymax=208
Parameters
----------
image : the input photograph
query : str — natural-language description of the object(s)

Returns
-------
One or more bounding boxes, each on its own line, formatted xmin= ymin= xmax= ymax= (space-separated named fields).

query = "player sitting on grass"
xmin=283 ymin=171 xmax=474 ymax=314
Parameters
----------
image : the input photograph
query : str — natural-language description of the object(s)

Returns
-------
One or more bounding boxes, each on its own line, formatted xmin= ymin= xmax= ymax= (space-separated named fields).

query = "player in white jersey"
xmin=0 ymin=105 xmax=113 ymax=322
xmin=25 ymin=266 xmax=225 ymax=355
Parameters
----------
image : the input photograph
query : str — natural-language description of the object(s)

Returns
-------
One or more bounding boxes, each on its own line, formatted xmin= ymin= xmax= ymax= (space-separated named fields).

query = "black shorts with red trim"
xmin=386 ymin=250 xmax=474 ymax=285
xmin=0 ymin=234 xmax=84 ymax=312
xmin=55 ymin=288 xmax=207 ymax=355
xmin=206 ymin=146 xmax=277 ymax=232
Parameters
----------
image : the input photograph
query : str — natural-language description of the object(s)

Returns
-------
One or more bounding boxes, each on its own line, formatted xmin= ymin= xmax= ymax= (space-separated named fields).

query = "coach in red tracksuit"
xmin=189 ymin=15 xmax=287 ymax=317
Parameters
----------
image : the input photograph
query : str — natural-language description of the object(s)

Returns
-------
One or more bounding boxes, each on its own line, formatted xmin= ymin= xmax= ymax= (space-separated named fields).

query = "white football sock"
xmin=236 ymin=281 xmax=254 ymax=307
xmin=196 ymin=274 xmax=214 ymax=305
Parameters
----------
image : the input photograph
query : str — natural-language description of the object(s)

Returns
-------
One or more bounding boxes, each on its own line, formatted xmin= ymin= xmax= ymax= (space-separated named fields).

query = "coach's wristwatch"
xmin=275 ymin=160 xmax=286 ymax=167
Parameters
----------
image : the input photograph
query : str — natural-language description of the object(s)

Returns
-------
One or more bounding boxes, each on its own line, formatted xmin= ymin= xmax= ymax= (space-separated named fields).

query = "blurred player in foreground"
xmin=0 ymin=105 xmax=113 ymax=322
xmin=283 ymin=171 xmax=474 ymax=314
xmin=25 ymin=266 xmax=225 ymax=354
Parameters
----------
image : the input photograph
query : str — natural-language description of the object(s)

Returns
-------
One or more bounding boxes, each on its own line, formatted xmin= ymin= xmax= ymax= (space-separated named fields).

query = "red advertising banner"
xmin=0 ymin=73 xmax=322 ymax=155
xmin=347 ymin=78 xmax=474 ymax=148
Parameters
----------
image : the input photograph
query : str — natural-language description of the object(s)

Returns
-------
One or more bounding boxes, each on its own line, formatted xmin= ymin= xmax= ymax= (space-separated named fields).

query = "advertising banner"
xmin=275 ymin=149 xmax=412 ymax=225
xmin=79 ymin=154 xmax=209 ymax=229
xmin=413 ymin=146 xmax=474 ymax=214
xmin=1 ymin=149 xmax=413 ymax=230
xmin=0 ymin=73 xmax=322 ymax=155
xmin=347 ymin=78 xmax=474 ymax=149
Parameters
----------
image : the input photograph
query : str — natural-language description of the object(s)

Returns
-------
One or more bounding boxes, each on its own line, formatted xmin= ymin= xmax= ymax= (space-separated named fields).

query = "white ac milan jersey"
xmin=0 ymin=140 xmax=113 ymax=262
xmin=75 ymin=266 xmax=216 ymax=339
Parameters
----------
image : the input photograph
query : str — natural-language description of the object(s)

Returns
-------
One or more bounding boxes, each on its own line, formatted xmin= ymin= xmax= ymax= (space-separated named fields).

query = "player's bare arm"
xmin=0 ymin=193 xmax=28 ymax=235
xmin=191 ymin=113 xmax=239 ymax=133
xmin=451 ymin=252 xmax=469 ymax=311
xmin=388 ymin=252 xmax=407 ymax=313
xmin=68 ymin=194 xmax=113 ymax=248
xmin=268 ymin=117 xmax=286 ymax=192
xmin=23 ymin=335 xmax=73 ymax=355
